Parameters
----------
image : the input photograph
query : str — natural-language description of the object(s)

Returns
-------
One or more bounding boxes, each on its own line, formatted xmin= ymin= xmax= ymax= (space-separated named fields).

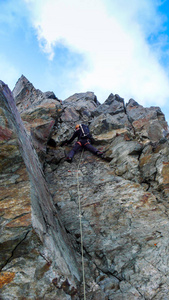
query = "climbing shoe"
xmin=96 ymin=151 xmax=104 ymax=157
xmin=65 ymin=157 xmax=72 ymax=163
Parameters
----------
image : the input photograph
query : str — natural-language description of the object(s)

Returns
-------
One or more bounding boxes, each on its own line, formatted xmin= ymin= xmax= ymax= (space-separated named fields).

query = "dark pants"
xmin=68 ymin=139 xmax=98 ymax=159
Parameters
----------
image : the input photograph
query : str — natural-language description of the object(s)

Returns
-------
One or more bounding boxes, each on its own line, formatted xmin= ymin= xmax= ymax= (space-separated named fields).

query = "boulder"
xmin=126 ymin=99 xmax=169 ymax=142
xmin=90 ymin=113 xmax=129 ymax=136
xmin=92 ymin=93 xmax=125 ymax=116
xmin=43 ymin=91 xmax=58 ymax=99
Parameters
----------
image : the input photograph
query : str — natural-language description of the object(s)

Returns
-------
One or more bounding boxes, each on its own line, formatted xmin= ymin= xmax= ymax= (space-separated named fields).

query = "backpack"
xmin=79 ymin=124 xmax=90 ymax=139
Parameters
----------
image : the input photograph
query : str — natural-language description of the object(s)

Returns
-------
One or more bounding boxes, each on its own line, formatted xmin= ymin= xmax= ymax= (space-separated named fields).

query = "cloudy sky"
xmin=1 ymin=0 xmax=169 ymax=123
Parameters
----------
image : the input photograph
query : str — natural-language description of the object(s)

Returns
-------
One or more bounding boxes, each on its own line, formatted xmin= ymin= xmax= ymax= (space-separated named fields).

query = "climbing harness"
xmin=76 ymin=149 xmax=86 ymax=300
xmin=84 ymin=140 xmax=90 ymax=146
xmin=77 ymin=140 xmax=90 ymax=147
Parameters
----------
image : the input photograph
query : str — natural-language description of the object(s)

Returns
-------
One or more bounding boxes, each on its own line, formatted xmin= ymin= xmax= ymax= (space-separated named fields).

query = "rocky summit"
xmin=1 ymin=75 xmax=169 ymax=300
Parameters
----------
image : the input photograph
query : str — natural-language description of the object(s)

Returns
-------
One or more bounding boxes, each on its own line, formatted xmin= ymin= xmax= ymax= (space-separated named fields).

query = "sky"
xmin=1 ymin=0 xmax=169 ymax=124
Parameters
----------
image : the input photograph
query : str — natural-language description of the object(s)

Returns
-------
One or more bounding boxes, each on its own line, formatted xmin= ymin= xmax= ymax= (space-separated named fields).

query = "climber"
xmin=61 ymin=124 xmax=103 ymax=162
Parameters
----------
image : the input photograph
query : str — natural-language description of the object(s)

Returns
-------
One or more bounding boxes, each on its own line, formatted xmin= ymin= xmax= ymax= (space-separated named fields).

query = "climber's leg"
xmin=66 ymin=142 xmax=82 ymax=161
xmin=84 ymin=141 xmax=104 ymax=157
xmin=84 ymin=142 xmax=99 ymax=155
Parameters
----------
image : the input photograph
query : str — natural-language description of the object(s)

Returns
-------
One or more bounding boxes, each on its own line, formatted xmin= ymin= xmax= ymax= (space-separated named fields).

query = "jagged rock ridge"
xmin=0 ymin=75 xmax=169 ymax=299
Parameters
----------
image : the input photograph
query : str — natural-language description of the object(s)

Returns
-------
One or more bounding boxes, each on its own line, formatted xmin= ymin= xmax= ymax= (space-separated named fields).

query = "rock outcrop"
xmin=0 ymin=81 xmax=79 ymax=299
xmin=1 ymin=75 xmax=169 ymax=299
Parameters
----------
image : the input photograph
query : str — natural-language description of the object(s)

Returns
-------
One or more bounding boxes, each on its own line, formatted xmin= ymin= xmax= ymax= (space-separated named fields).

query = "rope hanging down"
xmin=76 ymin=149 xmax=86 ymax=300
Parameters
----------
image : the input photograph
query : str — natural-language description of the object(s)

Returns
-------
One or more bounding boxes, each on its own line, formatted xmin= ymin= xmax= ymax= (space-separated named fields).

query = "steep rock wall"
xmin=45 ymin=89 xmax=169 ymax=299
xmin=0 ymin=81 xmax=80 ymax=300
xmin=1 ymin=75 xmax=169 ymax=299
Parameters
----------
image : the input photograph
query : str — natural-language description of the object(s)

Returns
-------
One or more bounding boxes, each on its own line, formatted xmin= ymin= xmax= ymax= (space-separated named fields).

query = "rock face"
xmin=0 ymin=81 xmax=79 ymax=299
xmin=1 ymin=75 xmax=169 ymax=299
xmin=13 ymin=75 xmax=61 ymax=163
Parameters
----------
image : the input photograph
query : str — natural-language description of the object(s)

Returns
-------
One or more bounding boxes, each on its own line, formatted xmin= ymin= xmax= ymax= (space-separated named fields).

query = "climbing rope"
xmin=76 ymin=149 xmax=86 ymax=300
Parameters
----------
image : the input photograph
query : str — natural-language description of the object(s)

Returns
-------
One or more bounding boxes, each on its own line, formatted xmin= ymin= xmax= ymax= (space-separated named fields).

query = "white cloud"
xmin=24 ymin=0 xmax=169 ymax=106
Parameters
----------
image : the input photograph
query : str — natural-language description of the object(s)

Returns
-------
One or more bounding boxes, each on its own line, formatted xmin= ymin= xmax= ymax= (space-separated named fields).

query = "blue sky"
xmin=1 ymin=0 xmax=169 ymax=125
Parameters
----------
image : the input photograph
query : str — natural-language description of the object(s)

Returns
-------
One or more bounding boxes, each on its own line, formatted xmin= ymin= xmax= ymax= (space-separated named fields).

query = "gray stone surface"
xmin=1 ymin=76 xmax=169 ymax=299
xmin=0 ymin=81 xmax=80 ymax=299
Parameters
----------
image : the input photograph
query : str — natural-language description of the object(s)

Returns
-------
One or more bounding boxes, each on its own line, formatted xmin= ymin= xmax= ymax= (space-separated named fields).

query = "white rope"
xmin=76 ymin=149 xmax=86 ymax=300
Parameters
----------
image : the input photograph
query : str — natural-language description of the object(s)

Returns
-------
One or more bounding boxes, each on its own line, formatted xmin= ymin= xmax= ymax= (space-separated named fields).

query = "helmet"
xmin=75 ymin=124 xmax=80 ymax=130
